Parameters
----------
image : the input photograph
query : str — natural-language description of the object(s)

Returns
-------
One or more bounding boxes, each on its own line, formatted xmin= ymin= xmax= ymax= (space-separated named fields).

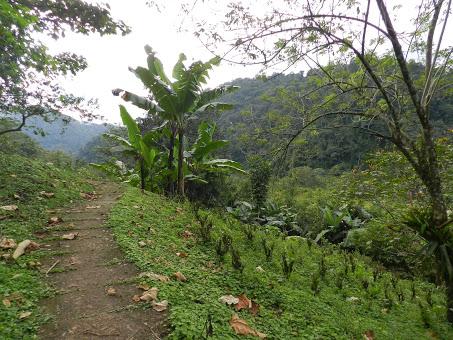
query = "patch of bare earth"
xmin=38 ymin=182 xmax=168 ymax=339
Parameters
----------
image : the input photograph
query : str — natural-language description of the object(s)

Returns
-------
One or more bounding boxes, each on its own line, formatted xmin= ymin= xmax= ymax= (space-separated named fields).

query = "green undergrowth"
xmin=108 ymin=187 xmax=453 ymax=339
xmin=0 ymin=152 xmax=94 ymax=339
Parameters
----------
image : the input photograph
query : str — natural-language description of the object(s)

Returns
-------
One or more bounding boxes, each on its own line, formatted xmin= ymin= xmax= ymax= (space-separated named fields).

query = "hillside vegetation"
xmin=108 ymin=186 xmax=453 ymax=339
xmin=0 ymin=132 xmax=94 ymax=337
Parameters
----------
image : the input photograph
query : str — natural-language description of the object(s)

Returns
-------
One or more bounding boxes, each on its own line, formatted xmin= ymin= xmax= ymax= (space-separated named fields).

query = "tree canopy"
xmin=0 ymin=0 xmax=129 ymax=136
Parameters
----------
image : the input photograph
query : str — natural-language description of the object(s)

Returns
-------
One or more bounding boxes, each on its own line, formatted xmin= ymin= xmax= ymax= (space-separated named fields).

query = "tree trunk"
xmin=140 ymin=158 xmax=145 ymax=192
xmin=167 ymin=126 xmax=176 ymax=195
xmin=177 ymin=129 xmax=185 ymax=196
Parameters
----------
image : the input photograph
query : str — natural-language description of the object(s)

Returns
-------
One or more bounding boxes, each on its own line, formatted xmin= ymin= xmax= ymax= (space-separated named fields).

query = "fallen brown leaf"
xmin=0 ymin=238 xmax=17 ymax=249
xmin=219 ymin=295 xmax=239 ymax=305
xmin=1 ymin=205 xmax=18 ymax=211
xmin=140 ymin=288 xmax=158 ymax=301
xmin=106 ymin=287 xmax=117 ymax=296
xmin=61 ymin=233 xmax=78 ymax=240
xmin=229 ymin=314 xmax=266 ymax=338
xmin=176 ymin=252 xmax=188 ymax=258
xmin=19 ymin=311 xmax=32 ymax=320
xmin=132 ymin=295 xmax=141 ymax=302
xmin=138 ymin=272 xmax=170 ymax=282
xmin=152 ymin=300 xmax=168 ymax=312
xmin=137 ymin=283 xmax=151 ymax=291
xmin=174 ymin=271 xmax=187 ymax=282
xmin=80 ymin=192 xmax=97 ymax=200
xmin=236 ymin=294 xmax=252 ymax=311
xmin=12 ymin=240 xmax=32 ymax=260
xmin=40 ymin=191 xmax=55 ymax=198
xmin=250 ymin=301 xmax=260 ymax=316
xmin=363 ymin=330 xmax=375 ymax=340
xmin=48 ymin=216 xmax=63 ymax=226
xmin=27 ymin=241 xmax=40 ymax=251
xmin=69 ymin=256 xmax=80 ymax=265
xmin=2 ymin=299 xmax=11 ymax=307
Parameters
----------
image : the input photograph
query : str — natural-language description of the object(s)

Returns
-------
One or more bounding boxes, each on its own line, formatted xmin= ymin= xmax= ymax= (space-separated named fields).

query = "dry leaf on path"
xmin=250 ymin=301 xmax=260 ymax=316
xmin=80 ymin=192 xmax=97 ymax=200
xmin=69 ymin=256 xmax=80 ymax=265
xmin=12 ymin=240 xmax=32 ymax=260
xmin=176 ymin=252 xmax=188 ymax=258
xmin=86 ymin=205 xmax=101 ymax=209
xmin=140 ymin=288 xmax=158 ymax=301
xmin=0 ymin=238 xmax=17 ymax=249
xmin=137 ymin=283 xmax=150 ymax=291
xmin=2 ymin=299 xmax=11 ymax=307
xmin=236 ymin=294 xmax=252 ymax=311
xmin=40 ymin=191 xmax=55 ymax=198
xmin=106 ymin=287 xmax=117 ymax=296
xmin=1 ymin=205 xmax=18 ymax=211
xmin=229 ymin=314 xmax=266 ymax=338
xmin=152 ymin=300 xmax=168 ymax=312
xmin=174 ymin=271 xmax=187 ymax=282
xmin=48 ymin=216 xmax=63 ymax=226
xmin=61 ymin=233 xmax=78 ymax=240
xmin=363 ymin=330 xmax=375 ymax=340
xmin=138 ymin=272 xmax=170 ymax=282
xmin=19 ymin=311 xmax=32 ymax=320
xmin=132 ymin=295 xmax=141 ymax=302
xmin=219 ymin=295 xmax=239 ymax=305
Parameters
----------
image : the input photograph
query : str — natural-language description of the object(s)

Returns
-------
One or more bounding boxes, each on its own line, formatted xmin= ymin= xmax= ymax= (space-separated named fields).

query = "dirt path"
xmin=38 ymin=182 xmax=167 ymax=339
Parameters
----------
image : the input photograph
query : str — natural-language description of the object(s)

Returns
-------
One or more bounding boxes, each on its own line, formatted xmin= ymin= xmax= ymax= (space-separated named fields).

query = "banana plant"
xmin=184 ymin=122 xmax=245 ymax=184
xmin=113 ymin=45 xmax=239 ymax=196
xmin=103 ymin=105 xmax=162 ymax=191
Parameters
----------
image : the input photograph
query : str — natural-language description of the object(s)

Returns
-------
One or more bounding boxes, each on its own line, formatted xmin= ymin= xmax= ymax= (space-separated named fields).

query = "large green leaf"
xmin=195 ymin=102 xmax=234 ymax=113
xmin=103 ymin=133 xmax=133 ymax=149
xmin=130 ymin=66 xmax=177 ymax=114
xmin=172 ymin=53 xmax=187 ymax=80
xmin=144 ymin=45 xmax=172 ymax=85
xmin=196 ymin=85 xmax=239 ymax=109
xmin=119 ymin=105 xmax=141 ymax=149
xmin=202 ymin=159 xmax=246 ymax=173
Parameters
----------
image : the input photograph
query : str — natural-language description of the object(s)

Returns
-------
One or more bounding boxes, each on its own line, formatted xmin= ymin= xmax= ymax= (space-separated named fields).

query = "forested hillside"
xmin=22 ymin=115 xmax=109 ymax=156
xmin=216 ymin=69 xmax=453 ymax=170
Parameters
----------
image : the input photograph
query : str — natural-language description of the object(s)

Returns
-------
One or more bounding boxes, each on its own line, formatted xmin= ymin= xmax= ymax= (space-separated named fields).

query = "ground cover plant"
xmin=108 ymin=186 xmax=453 ymax=339
xmin=0 ymin=145 xmax=94 ymax=338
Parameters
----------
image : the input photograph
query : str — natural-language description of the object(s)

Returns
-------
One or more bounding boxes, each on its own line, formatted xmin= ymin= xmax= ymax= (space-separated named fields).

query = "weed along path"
xmin=38 ymin=182 xmax=167 ymax=339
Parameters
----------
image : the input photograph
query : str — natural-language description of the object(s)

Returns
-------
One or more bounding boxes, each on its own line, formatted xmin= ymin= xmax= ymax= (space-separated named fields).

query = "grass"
xmin=108 ymin=186 xmax=453 ymax=339
xmin=0 ymin=152 xmax=94 ymax=339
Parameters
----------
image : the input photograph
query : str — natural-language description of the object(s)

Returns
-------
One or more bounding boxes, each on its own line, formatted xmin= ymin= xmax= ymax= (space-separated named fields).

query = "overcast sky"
xmin=46 ymin=0 xmax=453 ymax=124
xmin=46 ymin=0 xmax=261 ymax=124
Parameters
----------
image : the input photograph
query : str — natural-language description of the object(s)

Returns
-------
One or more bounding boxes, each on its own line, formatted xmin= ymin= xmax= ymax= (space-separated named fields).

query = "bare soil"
xmin=38 ymin=182 xmax=168 ymax=339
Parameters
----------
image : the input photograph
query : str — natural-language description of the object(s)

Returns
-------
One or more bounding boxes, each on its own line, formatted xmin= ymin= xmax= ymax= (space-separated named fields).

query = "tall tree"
xmin=186 ymin=0 xmax=453 ymax=321
xmin=0 ymin=0 xmax=129 ymax=136
xmin=114 ymin=46 xmax=238 ymax=196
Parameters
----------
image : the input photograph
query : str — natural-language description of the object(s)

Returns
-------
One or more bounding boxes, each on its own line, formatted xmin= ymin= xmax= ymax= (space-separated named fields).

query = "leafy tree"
xmin=103 ymin=106 xmax=162 ymax=191
xmin=249 ymin=157 xmax=271 ymax=211
xmin=185 ymin=122 xmax=244 ymax=181
xmin=186 ymin=0 xmax=453 ymax=321
xmin=0 ymin=0 xmax=129 ymax=136
xmin=113 ymin=46 xmax=238 ymax=196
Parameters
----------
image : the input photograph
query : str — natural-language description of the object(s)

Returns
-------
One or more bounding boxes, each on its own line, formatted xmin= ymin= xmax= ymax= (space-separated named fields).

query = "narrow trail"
xmin=38 ymin=182 xmax=167 ymax=339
